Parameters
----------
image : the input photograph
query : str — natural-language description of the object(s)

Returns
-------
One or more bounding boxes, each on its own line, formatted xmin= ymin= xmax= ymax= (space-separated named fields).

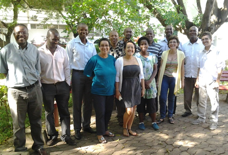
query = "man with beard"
xmin=39 ymin=28 xmax=76 ymax=146
xmin=67 ymin=23 xmax=97 ymax=140
xmin=182 ymin=26 xmax=204 ymax=117
xmin=0 ymin=24 xmax=48 ymax=155
xmin=145 ymin=28 xmax=162 ymax=112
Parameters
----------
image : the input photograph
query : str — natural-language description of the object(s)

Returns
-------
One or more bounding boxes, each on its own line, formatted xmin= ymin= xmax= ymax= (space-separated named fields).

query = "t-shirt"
xmin=84 ymin=54 xmax=116 ymax=96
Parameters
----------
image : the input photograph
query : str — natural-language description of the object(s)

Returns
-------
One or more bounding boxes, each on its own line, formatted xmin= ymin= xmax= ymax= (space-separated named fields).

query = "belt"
xmin=42 ymin=81 xmax=65 ymax=85
xmin=73 ymin=69 xmax=84 ymax=73
xmin=12 ymin=81 xmax=39 ymax=90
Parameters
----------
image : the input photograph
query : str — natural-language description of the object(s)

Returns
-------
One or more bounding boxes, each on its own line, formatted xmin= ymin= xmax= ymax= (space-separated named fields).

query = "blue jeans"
xmin=159 ymin=75 xmax=176 ymax=119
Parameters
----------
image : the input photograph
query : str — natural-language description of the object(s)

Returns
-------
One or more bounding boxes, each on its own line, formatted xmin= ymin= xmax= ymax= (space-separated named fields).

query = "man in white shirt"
xmin=192 ymin=31 xmax=224 ymax=130
xmin=67 ymin=23 xmax=97 ymax=140
xmin=182 ymin=26 xmax=204 ymax=117
xmin=39 ymin=29 xmax=76 ymax=146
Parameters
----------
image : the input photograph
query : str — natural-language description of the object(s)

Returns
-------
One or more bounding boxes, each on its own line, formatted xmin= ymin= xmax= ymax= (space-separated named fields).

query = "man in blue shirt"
xmin=66 ymin=23 xmax=97 ymax=140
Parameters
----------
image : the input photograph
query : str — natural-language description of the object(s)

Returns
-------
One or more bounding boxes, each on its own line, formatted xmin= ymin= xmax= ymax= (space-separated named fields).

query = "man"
xmin=109 ymin=30 xmax=122 ymax=59
xmin=182 ymin=26 xmax=204 ymax=117
xmin=0 ymin=24 xmax=48 ymax=155
xmin=66 ymin=23 xmax=97 ymax=140
xmin=118 ymin=27 xmax=140 ymax=55
xmin=145 ymin=28 xmax=163 ymax=112
xmin=39 ymin=28 xmax=76 ymax=146
xmin=192 ymin=31 xmax=224 ymax=130
xmin=158 ymin=25 xmax=183 ymax=52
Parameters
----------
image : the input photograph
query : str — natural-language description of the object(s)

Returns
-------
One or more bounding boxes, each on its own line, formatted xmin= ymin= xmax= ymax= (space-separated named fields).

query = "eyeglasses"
xmin=14 ymin=32 xmax=28 ymax=35
xmin=169 ymin=41 xmax=177 ymax=44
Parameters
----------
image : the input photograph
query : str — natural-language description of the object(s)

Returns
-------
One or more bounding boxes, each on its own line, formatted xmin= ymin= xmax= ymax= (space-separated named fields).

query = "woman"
xmin=157 ymin=35 xmax=185 ymax=124
xmin=135 ymin=37 xmax=159 ymax=130
xmin=84 ymin=38 xmax=116 ymax=143
xmin=115 ymin=40 xmax=145 ymax=137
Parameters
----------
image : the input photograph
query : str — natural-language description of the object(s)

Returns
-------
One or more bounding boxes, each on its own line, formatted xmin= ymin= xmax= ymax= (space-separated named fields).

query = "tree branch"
xmin=201 ymin=0 xmax=215 ymax=31
xmin=0 ymin=21 xmax=8 ymax=28
xmin=196 ymin=0 xmax=202 ymax=14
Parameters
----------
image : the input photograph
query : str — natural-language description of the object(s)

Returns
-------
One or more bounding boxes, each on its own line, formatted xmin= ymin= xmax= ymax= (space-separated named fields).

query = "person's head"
xmin=124 ymin=40 xmax=136 ymax=56
xmin=109 ymin=30 xmax=119 ymax=46
xmin=98 ymin=38 xmax=110 ymax=55
xmin=201 ymin=31 xmax=212 ymax=48
xmin=46 ymin=28 xmax=60 ymax=47
xmin=77 ymin=23 xmax=88 ymax=39
xmin=124 ymin=28 xmax=133 ymax=40
xmin=168 ymin=35 xmax=180 ymax=49
xmin=165 ymin=25 xmax=173 ymax=39
xmin=137 ymin=36 xmax=149 ymax=52
xmin=13 ymin=24 xmax=29 ymax=47
xmin=145 ymin=28 xmax=155 ymax=43
xmin=189 ymin=26 xmax=199 ymax=41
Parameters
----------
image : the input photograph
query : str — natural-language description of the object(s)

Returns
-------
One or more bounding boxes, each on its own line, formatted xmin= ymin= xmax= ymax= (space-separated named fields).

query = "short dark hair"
xmin=168 ymin=35 xmax=180 ymax=48
xmin=14 ymin=24 xmax=28 ymax=31
xmin=137 ymin=36 xmax=149 ymax=46
xmin=77 ymin=23 xmax=88 ymax=30
xmin=98 ymin=38 xmax=110 ymax=47
xmin=201 ymin=31 xmax=212 ymax=40
xmin=124 ymin=40 xmax=136 ymax=50
xmin=47 ymin=28 xmax=59 ymax=37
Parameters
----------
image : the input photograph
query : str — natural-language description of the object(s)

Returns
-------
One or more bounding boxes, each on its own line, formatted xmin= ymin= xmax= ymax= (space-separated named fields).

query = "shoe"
xmin=104 ymin=131 xmax=115 ymax=137
xmin=152 ymin=123 xmax=159 ymax=130
xmin=128 ymin=129 xmax=137 ymax=136
xmin=209 ymin=123 xmax=217 ymax=130
xmin=83 ymin=127 xmax=96 ymax=133
xmin=157 ymin=119 xmax=164 ymax=124
xmin=168 ymin=117 xmax=174 ymax=124
xmin=37 ymin=148 xmax=50 ymax=155
xmin=46 ymin=136 xmax=58 ymax=146
xmin=75 ymin=130 xmax=82 ymax=140
xmin=15 ymin=147 xmax=27 ymax=152
xmin=123 ymin=128 xmax=129 ymax=137
xmin=138 ymin=123 xmax=145 ymax=130
xmin=192 ymin=118 xmax=205 ymax=125
xmin=98 ymin=136 xmax=106 ymax=144
xmin=182 ymin=112 xmax=192 ymax=117
xmin=65 ymin=136 xmax=77 ymax=146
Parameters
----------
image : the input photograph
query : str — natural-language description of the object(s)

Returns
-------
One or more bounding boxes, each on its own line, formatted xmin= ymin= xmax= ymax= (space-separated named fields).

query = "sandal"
xmin=123 ymin=128 xmax=129 ymax=137
xmin=157 ymin=119 xmax=164 ymax=124
xmin=104 ymin=131 xmax=115 ymax=137
xmin=128 ymin=129 xmax=137 ymax=136
xmin=168 ymin=117 xmax=174 ymax=124
xmin=98 ymin=136 xmax=106 ymax=144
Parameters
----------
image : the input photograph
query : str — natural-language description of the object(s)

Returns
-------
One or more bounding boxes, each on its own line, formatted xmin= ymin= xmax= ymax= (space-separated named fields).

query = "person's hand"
xmin=145 ymin=80 xmax=151 ymax=89
xmin=141 ymin=88 xmax=145 ymax=97
xmin=115 ymin=90 xmax=122 ymax=100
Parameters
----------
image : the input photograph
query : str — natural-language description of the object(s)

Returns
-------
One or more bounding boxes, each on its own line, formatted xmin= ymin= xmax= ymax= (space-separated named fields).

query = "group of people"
xmin=0 ymin=23 xmax=224 ymax=154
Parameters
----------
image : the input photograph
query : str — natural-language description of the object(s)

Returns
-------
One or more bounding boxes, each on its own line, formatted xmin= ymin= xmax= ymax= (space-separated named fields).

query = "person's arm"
xmin=66 ymin=42 xmax=73 ymax=70
xmin=141 ymin=79 xmax=145 ymax=97
xmin=115 ymin=82 xmax=122 ymax=99
xmin=115 ymin=58 xmax=122 ymax=99
xmin=195 ymin=68 xmax=200 ymax=88
xmin=63 ymin=49 xmax=71 ymax=86
xmin=214 ymin=68 xmax=222 ymax=88
xmin=181 ymin=58 xmax=185 ymax=88
xmin=156 ymin=59 xmax=163 ymax=86
xmin=145 ymin=64 xmax=157 ymax=89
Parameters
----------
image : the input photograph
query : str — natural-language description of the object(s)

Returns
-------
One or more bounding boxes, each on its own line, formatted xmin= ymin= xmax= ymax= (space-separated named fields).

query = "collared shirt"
xmin=158 ymin=37 xmax=183 ymax=52
xmin=147 ymin=41 xmax=163 ymax=62
xmin=117 ymin=39 xmax=140 ymax=56
xmin=0 ymin=42 xmax=40 ymax=87
xmin=198 ymin=45 xmax=224 ymax=85
xmin=39 ymin=44 xmax=71 ymax=85
xmin=183 ymin=39 xmax=204 ymax=78
xmin=66 ymin=36 xmax=97 ymax=70
xmin=109 ymin=44 xmax=123 ymax=59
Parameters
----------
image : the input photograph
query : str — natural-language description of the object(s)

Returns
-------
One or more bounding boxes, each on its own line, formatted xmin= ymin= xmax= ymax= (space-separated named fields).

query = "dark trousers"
xmin=184 ymin=77 xmax=199 ymax=113
xmin=42 ymin=81 xmax=70 ymax=141
xmin=115 ymin=98 xmax=125 ymax=124
xmin=8 ymin=84 xmax=44 ymax=151
xmin=159 ymin=76 xmax=176 ymax=119
xmin=72 ymin=70 xmax=92 ymax=130
xmin=93 ymin=94 xmax=114 ymax=135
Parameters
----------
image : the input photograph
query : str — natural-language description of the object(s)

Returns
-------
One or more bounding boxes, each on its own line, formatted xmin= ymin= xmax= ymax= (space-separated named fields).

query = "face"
xmin=109 ymin=31 xmax=119 ymax=45
xmin=145 ymin=30 xmax=154 ymax=43
xmin=124 ymin=28 xmax=132 ymax=40
xmin=124 ymin=42 xmax=135 ymax=56
xmin=189 ymin=26 xmax=198 ymax=40
xmin=47 ymin=31 xmax=60 ymax=47
xmin=99 ymin=40 xmax=110 ymax=55
xmin=201 ymin=35 xmax=212 ymax=48
xmin=77 ymin=25 xmax=88 ymax=39
xmin=14 ymin=26 xmax=28 ymax=46
xmin=168 ymin=39 xmax=179 ymax=49
xmin=165 ymin=25 xmax=173 ymax=38
xmin=139 ymin=40 xmax=149 ymax=52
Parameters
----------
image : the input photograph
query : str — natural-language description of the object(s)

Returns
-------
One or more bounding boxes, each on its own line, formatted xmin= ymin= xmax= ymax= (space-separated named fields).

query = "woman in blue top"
xmin=84 ymin=38 xmax=116 ymax=143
